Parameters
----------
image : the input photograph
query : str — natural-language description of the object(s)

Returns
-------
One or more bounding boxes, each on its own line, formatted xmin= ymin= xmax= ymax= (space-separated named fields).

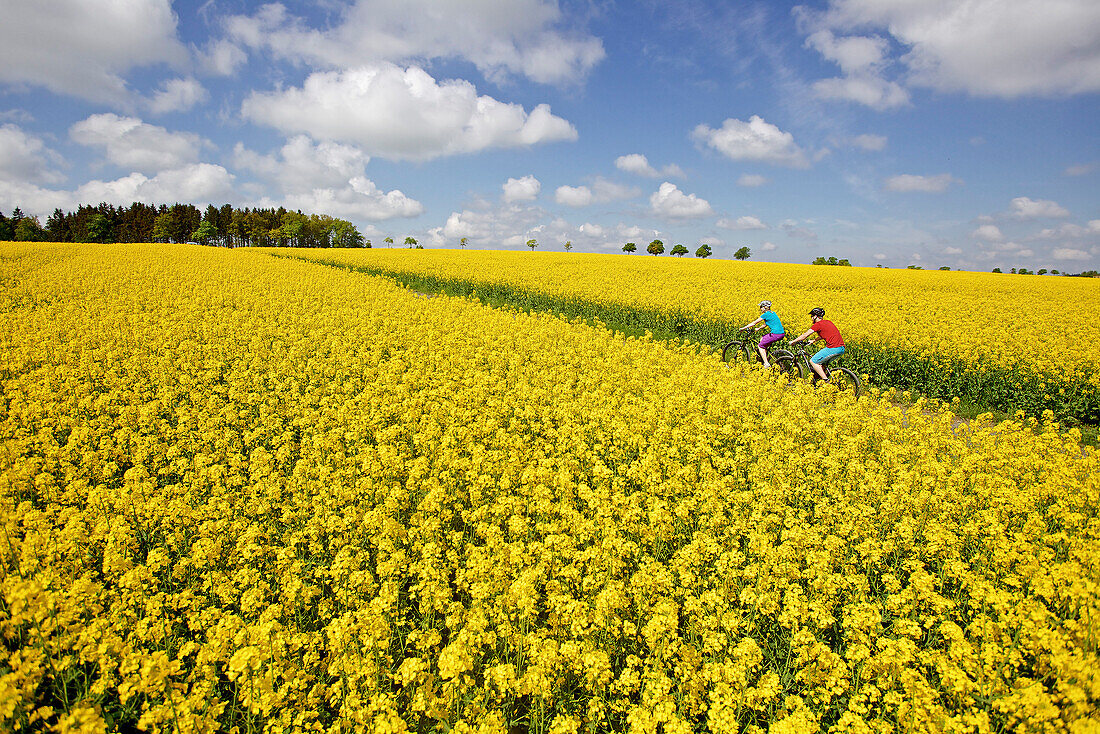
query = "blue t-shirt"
xmin=761 ymin=310 xmax=784 ymax=334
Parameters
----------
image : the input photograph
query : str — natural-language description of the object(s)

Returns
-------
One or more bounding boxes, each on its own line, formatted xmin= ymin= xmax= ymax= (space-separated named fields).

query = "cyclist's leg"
xmin=758 ymin=333 xmax=784 ymax=367
xmin=809 ymin=359 xmax=829 ymax=381
xmin=810 ymin=346 xmax=844 ymax=381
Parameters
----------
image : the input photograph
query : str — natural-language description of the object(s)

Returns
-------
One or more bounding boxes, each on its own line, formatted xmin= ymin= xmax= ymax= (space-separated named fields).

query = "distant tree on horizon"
xmin=527 ymin=238 xmax=538 ymax=251
xmin=13 ymin=215 xmax=45 ymax=242
xmin=813 ymin=256 xmax=852 ymax=266
xmin=695 ymin=244 xmax=712 ymax=258
xmin=734 ymin=246 xmax=751 ymax=260
xmin=192 ymin=220 xmax=218 ymax=245
xmin=670 ymin=244 xmax=688 ymax=257
xmin=622 ymin=242 xmax=637 ymax=253
xmin=647 ymin=239 xmax=664 ymax=256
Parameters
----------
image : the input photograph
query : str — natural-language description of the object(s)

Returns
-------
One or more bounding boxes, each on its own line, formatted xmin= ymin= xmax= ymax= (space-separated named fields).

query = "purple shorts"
xmin=758 ymin=332 xmax=785 ymax=349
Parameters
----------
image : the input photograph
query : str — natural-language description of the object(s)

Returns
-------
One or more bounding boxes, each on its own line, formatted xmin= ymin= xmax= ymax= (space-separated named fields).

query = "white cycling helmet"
xmin=758 ymin=300 xmax=772 ymax=309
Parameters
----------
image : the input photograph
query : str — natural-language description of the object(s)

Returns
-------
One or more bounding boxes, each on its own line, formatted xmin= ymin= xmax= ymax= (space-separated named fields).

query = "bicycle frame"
xmin=719 ymin=328 xmax=789 ymax=365
xmin=779 ymin=341 xmax=860 ymax=395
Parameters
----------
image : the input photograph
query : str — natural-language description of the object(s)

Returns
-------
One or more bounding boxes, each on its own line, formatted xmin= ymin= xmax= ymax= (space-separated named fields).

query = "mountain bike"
xmin=716 ymin=329 xmax=791 ymax=365
xmin=774 ymin=341 xmax=861 ymax=396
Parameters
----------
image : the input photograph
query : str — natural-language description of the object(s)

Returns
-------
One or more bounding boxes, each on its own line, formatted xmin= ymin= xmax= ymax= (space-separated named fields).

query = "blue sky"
xmin=1 ymin=0 xmax=1098 ymax=270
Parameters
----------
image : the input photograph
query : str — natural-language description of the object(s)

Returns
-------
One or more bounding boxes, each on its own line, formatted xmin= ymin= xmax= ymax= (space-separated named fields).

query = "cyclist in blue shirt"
xmin=739 ymin=300 xmax=785 ymax=368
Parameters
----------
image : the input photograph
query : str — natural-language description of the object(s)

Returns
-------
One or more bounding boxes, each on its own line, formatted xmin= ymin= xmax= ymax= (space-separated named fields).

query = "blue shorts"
xmin=811 ymin=346 xmax=845 ymax=365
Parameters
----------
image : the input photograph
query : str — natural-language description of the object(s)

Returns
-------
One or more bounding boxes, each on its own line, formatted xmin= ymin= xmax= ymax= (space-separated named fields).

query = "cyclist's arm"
xmin=740 ymin=317 xmax=764 ymax=331
xmin=789 ymin=327 xmax=817 ymax=343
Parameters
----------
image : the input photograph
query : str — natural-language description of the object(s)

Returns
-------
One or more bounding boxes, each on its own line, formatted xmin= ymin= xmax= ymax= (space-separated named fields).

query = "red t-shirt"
xmin=810 ymin=319 xmax=845 ymax=348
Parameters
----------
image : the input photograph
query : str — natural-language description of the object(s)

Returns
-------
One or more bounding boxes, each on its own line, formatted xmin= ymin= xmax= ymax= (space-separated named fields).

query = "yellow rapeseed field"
xmin=289 ymin=248 xmax=1100 ymax=388
xmin=1 ymin=243 xmax=1097 ymax=733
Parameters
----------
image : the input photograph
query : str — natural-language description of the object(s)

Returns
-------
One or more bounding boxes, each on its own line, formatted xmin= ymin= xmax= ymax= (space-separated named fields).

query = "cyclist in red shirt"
xmin=789 ymin=307 xmax=846 ymax=383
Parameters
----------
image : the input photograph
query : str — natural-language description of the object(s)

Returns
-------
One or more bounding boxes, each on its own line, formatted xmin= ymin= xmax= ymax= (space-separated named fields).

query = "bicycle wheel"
xmin=721 ymin=340 xmax=751 ymax=364
xmin=773 ymin=353 xmax=802 ymax=382
xmin=825 ymin=366 xmax=861 ymax=397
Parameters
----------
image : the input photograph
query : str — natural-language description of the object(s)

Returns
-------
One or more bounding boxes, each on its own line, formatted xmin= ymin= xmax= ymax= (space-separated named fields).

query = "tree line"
xmin=0 ymin=202 xmax=366 ymax=248
xmin=616 ymin=240 xmax=751 ymax=260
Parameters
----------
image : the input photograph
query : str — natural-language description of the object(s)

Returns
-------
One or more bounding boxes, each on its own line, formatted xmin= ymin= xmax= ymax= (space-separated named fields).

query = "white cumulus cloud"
xmin=555 ymin=185 xmax=593 ymax=207
xmin=0 ymin=124 xmax=65 ymax=184
xmin=649 ymin=182 xmax=713 ymax=219
xmin=1038 ymin=220 xmax=1100 ymax=239
xmin=225 ymin=0 xmax=604 ymax=85
xmin=554 ymin=177 xmax=638 ymax=207
xmin=811 ymin=0 xmax=1100 ymax=98
xmin=718 ymin=216 xmax=767 ymax=230
xmin=234 ymin=136 xmax=420 ymax=221
xmin=804 ymin=29 xmax=910 ymax=109
xmin=234 ymin=136 xmax=371 ymax=193
xmin=614 ymin=153 xmax=684 ymax=178
xmin=242 ymin=64 xmax=577 ymax=161
xmin=1010 ymin=196 xmax=1070 ymax=218
xmin=70 ymin=114 xmax=207 ymax=174
xmin=200 ymin=39 xmax=248 ymax=76
xmin=148 ymin=78 xmax=208 ymax=115
xmin=812 ymin=76 xmax=909 ymax=109
xmin=440 ymin=203 xmax=547 ymax=247
xmin=0 ymin=0 xmax=187 ymax=103
xmin=502 ymin=175 xmax=541 ymax=202
xmin=691 ymin=116 xmax=810 ymax=168
xmin=274 ymin=178 xmax=423 ymax=222
xmin=0 ymin=168 xmax=235 ymax=220
xmin=806 ymin=29 xmax=890 ymax=73
xmin=74 ymin=163 xmax=236 ymax=206
xmin=972 ymin=224 xmax=1005 ymax=242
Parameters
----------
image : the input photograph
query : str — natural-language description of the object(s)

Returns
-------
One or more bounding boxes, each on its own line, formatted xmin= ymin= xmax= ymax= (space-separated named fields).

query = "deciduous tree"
xmin=330 ymin=220 xmax=364 ymax=248
xmin=14 ymin=215 xmax=45 ymax=242
xmin=191 ymin=220 xmax=218 ymax=245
